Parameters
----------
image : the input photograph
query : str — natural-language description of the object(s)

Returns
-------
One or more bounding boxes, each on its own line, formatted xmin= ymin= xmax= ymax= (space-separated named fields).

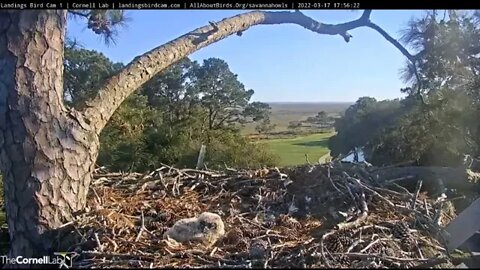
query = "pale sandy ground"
xmin=317 ymin=151 xmax=331 ymax=164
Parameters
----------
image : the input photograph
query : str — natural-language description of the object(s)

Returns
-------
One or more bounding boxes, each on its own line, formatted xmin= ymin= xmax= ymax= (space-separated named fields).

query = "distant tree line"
xmin=304 ymin=111 xmax=335 ymax=127
xmin=329 ymin=11 xmax=480 ymax=167
xmin=286 ymin=111 xmax=336 ymax=134
xmin=65 ymin=42 xmax=278 ymax=171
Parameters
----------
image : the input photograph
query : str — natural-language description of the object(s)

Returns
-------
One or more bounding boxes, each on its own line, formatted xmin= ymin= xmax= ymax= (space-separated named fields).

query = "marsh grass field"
xmin=242 ymin=102 xmax=351 ymax=134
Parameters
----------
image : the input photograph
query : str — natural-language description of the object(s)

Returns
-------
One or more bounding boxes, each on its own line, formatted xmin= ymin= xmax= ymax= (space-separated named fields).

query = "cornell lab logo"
xmin=53 ymin=252 xmax=79 ymax=268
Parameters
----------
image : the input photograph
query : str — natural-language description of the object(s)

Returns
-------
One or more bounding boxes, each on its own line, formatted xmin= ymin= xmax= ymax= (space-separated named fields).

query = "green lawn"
xmin=262 ymin=132 xmax=334 ymax=167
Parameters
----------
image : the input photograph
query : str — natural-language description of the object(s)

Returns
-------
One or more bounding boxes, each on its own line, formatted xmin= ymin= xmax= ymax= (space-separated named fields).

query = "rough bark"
xmin=0 ymin=9 xmax=419 ymax=261
xmin=0 ymin=10 xmax=99 ymax=261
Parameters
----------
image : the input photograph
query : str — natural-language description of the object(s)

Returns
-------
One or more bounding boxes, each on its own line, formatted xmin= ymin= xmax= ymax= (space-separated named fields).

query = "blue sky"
xmin=67 ymin=10 xmax=426 ymax=102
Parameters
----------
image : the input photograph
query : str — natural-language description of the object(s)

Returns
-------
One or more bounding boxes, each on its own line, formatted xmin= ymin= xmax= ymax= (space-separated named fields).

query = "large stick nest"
xmin=67 ymin=162 xmax=464 ymax=268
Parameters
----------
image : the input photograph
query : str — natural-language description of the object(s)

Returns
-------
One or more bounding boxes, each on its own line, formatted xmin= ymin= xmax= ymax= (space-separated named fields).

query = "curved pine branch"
xmin=81 ymin=10 xmax=414 ymax=133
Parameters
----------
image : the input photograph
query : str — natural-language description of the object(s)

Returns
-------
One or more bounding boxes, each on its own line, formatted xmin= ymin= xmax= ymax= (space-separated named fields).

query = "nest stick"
xmin=411 ymin=180 xmax=423 ymax=210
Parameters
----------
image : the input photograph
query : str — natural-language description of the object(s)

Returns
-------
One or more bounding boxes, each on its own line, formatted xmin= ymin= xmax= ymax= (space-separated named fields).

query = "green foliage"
xmin=243 ymin=102 xmax=272 ymax=123
xmin=68 ymin=10 xmax=129 ymax=45
xmin=329 ymin=97 xmax=404 ymax=159
xmin=255 ymin=118 xmax=276 ymax=135
xmin=141 ymin=58 xmax=200 ymax=127
xmin=369 ymin=90 xmax=478 ymax=166
xmin=305 ymin=111 xmax=332 ymax=126
xmin=194 ymin=58 xmax=270 ymax=130
xmin=316 ymin=111 xmax=328 ymax=122
xmin=330 ymin=11 xmax=480 ymax=166
xmin=288 ymin=121 xmax=302 ymax=130
xmin=97 ymin=93 xmax=163 ymax=172
xmin=393 ymin=10 xmax=480 ymax=165
xmin=199 ymin=130 xmax=279 ymax=169
xmin=330 ymin=92 xmax=479 ymax=166
xmin=64 ymin=44 xmax=124 ymax=108
xmin=400 ymin=11 xmax=480 ymax=93
xmin=64 ymin=47 xmax=276 ymax=172
xmin=141 ymin=57 xmax=271 ymax=131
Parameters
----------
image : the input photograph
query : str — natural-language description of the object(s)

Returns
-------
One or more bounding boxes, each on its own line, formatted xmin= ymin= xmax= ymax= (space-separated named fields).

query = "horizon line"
xmin=260 ymin=101 xmax=355 ymax=104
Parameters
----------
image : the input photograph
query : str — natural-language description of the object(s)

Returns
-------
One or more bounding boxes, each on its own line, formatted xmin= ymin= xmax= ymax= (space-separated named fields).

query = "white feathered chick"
xmin=163 ymin=212 xmax=225 ymax=246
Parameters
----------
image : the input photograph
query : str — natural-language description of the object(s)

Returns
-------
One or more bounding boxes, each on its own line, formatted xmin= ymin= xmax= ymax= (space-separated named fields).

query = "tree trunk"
xmin=0 ymin=10 xmax=99 ymax=261
xmin=0 ymin=9 xmax=420 ymax=261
